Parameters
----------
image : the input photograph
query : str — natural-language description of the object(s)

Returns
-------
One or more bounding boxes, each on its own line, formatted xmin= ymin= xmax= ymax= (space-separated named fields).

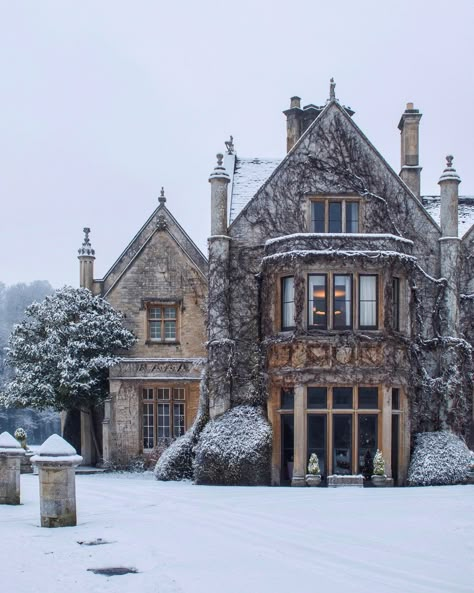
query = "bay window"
xmin=306 ymin=273 xmax=378 ymax=331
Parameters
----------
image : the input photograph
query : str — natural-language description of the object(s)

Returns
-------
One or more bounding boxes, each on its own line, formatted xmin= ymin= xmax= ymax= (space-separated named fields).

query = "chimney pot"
xmin=290 ymin=96 xmax=301 ymax=109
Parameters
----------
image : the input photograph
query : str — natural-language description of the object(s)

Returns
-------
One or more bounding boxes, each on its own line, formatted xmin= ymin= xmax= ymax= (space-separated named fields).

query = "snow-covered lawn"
xmin=2 ymin=474 xmax=473 ymax=593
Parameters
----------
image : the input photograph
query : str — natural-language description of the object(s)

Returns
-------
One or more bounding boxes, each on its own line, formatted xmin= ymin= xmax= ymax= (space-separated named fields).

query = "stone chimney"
xmin=283 ymin=96 xmax=302 ymax=153
xmin=398 ymin=102 xmax=422 ymax=198
xmin=78 ymin=227 xmax=95 ymax=291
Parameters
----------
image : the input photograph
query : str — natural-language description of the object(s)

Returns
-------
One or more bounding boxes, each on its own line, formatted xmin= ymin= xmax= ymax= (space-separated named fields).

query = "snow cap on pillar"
xmin=31 ymin=434 xmax=83 ymax=465
xmin=438 ymin=155 xmax=461 ymax=184
xmin=209 ymin=153 xmax=230 ymax=182
xmin=0 ymin=431 xmax=25 ymax=454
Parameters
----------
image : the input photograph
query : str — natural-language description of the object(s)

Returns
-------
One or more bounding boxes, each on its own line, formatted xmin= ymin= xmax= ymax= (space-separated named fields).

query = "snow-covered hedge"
xmin=154 ymin=431 xmax=195 ymax=481
xmin=193 ymin=405 xmax=272 ymax=486
xmin=408 ymin=431 xmax=471 ymax=486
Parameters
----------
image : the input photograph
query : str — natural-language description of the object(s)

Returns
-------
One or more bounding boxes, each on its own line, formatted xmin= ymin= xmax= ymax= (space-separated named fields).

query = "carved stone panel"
xmin=334 ymin=346 xmax=353 ymax=365
xmin=359 ymin=345 xmax=384 ymax=366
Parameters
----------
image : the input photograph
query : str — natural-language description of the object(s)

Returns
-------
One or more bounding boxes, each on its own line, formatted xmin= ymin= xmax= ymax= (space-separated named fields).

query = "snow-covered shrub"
xmin=408 ymin=431 xmax=471 ymax=486
xmin=469 ymin=450 xmax=474 ymax=472
xmin=193 ymin=405 xmax=272 ymax=486
xmin=307 ymin=453 xmax=320 ymax=475
xmin=154 ymin=431 xmax=195 ymax=481
xmin=373 ymin=449 xmax=386 ymax=476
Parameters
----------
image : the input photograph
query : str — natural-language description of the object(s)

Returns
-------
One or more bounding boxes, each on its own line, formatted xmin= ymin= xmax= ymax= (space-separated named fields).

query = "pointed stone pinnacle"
xmin=159 ymin=187 xmax=166 ymax=204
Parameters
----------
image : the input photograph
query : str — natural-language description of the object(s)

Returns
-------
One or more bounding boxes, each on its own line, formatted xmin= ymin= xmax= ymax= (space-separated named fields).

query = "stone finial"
xmin=78 ymin=227 xmax=95 ymax=257
xmin=438 ymin=154 xmax=461 ymax=184
xmin=159 ymin=187 xmax=166 ymax=205
xmin=225 ymin=136 xmax=235 ymax=155
xmin=209 ymin=152 xmax=230 ymax=182
xmin=329 ymin=77 xmax=336 ymax=101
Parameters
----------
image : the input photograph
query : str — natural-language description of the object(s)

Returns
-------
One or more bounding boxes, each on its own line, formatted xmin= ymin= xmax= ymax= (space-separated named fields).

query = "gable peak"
xmin=283 ymin=81 xmax=355 ymax=152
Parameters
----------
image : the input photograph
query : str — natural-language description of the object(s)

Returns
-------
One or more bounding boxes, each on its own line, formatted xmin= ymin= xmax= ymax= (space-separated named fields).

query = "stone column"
xmin=208 ymin=154 xmax=233 ymax=420
xmin=439 ymin=155 xmax=461 ymax=336
xmin=381 ymin=386 xmax=392 ymax=479
xmin=291 ymin=384 xmax=306 ymax=487
xmin=80 ymin=409 xmax=93 ymax=466
xmin=0 ymin=431 xmax=25 ymax=505
xmin=102 ymin=397 xmax=112 ymax=465
xmin=78 ymin=227 xmax=95 ymax=291
xmin=31 ymin=434 xmax=83 ymax=528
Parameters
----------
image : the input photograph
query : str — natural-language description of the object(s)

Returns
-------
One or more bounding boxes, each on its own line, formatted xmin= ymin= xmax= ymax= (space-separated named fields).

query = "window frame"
xmin=392 ymin=277 xmax=400 ymax=332
xmin=310 ymin=198 xmax=361 ymax=234
xmin=333 ymin=274 xmax=353 ymax=330
xmin=281 ymin=276 xmax=296 ymax=330
xmin=305 ymin=272 xmax=381 ymax=331
xmin=146 ymin=303 xmax=179 ymax=344
xmin=304 ymin=385 xmax=381 ymax=477
xmin=359 ymin=274 xmax=379 ymax=330
xmin=307 ymin=273 xmax=328 ymax=330
xmin=142 ymin=386 xmax=187 ymax=450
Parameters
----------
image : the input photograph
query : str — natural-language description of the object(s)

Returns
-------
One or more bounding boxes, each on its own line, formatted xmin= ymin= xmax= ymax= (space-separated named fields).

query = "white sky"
xmin=1 ymin=0 xmax=473 ymax=288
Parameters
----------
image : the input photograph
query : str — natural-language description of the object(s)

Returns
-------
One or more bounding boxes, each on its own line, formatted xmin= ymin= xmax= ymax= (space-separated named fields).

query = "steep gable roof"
xmin=226 ymin=155 xmax=282 ymax=224
xmin=423 ymin=195 xmax=474 ymax=238
xmin=228 ymin=100 xmax=440 ymax=235
xmin=99 ymin=198 xmax=207 ymax=297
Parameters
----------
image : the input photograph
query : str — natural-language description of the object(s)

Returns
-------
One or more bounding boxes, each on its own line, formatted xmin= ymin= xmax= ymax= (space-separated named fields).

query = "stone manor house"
xmin=77 ymin=82 xmax=473 ymax=485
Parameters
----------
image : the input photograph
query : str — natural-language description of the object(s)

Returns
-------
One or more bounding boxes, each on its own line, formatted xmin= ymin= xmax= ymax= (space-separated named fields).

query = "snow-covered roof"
xmin=227 ymin=156 xmax=282 ymax=224
xmin=422 ymin=196 xmax=474 ymax=237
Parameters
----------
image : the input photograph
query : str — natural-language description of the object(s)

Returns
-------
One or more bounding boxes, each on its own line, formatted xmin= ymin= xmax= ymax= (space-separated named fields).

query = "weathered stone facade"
xmin=78 ymin=191 xmax=207 ymax=465
xmin=79 ymin=84 xmax=473 ymax=483
xmin=197 ymin=86 xmax=473 ymax=486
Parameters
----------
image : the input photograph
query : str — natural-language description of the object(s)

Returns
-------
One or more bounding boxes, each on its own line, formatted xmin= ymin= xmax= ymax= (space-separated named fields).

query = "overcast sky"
xmin=1 ymin=0 xmax=473 ymax=288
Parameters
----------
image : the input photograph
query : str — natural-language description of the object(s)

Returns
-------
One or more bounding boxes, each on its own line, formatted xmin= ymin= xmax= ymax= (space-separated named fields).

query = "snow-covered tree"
xmin=0 ymin=286 xmax=135 ymax=411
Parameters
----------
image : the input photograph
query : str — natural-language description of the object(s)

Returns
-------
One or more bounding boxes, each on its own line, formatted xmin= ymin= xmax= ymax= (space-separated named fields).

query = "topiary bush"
xmin=154 ymin=431 xmax=195 ymax=481
xmin=307 ymin=453 xmax=320 ymax=475
xmin=408 ymin=431 xmax=471 ymax=486
xmin=193 ymin=405 xmax=272 ymax=485
xmin=372 ymin=449 xmax=386 ymax=476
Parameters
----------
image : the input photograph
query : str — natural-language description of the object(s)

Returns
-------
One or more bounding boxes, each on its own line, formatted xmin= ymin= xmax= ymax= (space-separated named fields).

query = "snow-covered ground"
xmin=2 ymin=474 xmax=473 ymax=593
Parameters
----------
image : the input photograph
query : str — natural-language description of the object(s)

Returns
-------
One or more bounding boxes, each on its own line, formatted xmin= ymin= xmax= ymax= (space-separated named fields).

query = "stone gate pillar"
xmin=0 ymin=431 xmax=25 ymax=505
xmin=31 ymin=434 xmax=83 ymax=527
